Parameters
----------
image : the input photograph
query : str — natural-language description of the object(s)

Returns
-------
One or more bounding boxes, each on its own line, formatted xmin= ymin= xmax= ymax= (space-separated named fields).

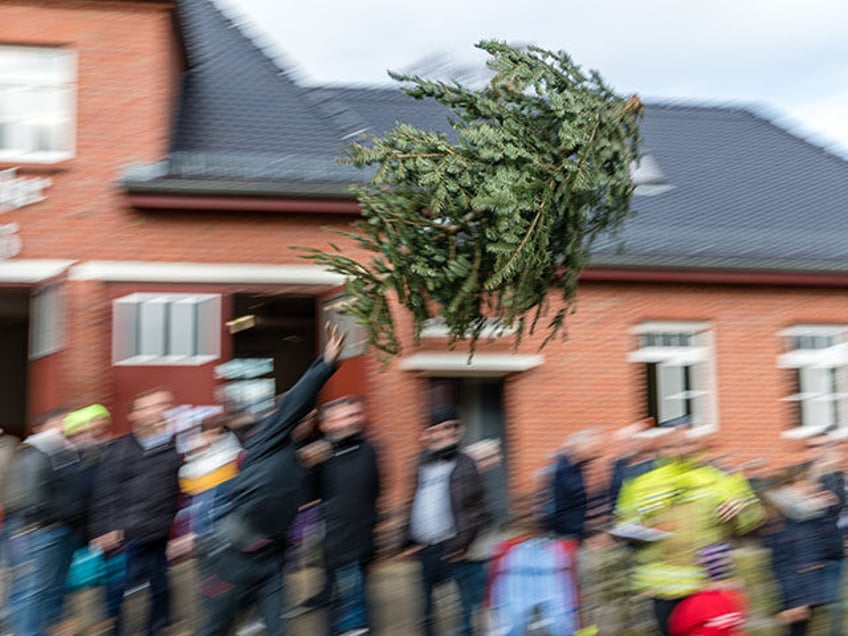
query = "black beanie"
xmin=429 ymin=404 xmax=460 ymax=428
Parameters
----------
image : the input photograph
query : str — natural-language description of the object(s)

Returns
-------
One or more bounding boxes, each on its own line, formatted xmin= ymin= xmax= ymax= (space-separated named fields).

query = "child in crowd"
xmin=173 ymin=414 xmax=242 ymax=572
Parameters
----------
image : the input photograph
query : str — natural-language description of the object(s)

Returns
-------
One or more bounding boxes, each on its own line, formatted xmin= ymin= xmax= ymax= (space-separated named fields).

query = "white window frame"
xmin=778 ymin=325 xmax=848 ymax=433
xmin=628 ymin=321 xmax=718 ymax=431
xmin=112 ymin=293 xmax=221 ymax=366
xmin=29 ymin=284 xmax=63 ymax=359
xmin=0 ymin=45 xmax=76 ymax=163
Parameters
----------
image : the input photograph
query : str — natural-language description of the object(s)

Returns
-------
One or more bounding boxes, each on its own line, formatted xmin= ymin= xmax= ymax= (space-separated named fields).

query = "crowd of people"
xmin=0 ymin=327 xmax=846 ymax=636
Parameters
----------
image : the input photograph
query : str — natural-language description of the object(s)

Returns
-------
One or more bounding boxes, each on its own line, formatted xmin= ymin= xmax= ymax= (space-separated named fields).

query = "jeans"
xmin=419 ymin=544 xmax=486 ymax=636
xmin=330 ymin=562 xmax=370 ymax=634
xmin=824 ymin=559 xmax=845 ymax=636
xmin=105 ymin=538 xmax=171 ymax=636
xmin=7 ymin=522 xmax=75 ymax=636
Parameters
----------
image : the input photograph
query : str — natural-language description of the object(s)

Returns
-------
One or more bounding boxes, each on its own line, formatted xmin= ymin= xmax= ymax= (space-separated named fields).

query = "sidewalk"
xmin=3 ymin=545 xmax=838 ymax=635
xmin=60 ymin=559 xmax=439 ymax=635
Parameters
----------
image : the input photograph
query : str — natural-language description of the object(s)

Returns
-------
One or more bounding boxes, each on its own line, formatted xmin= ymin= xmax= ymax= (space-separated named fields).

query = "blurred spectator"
xmin=3 ymin=407 xmax=86 ymax=635
xmin=0 ymin=426 xmax=19 ymax=523
xmin=402 ymin=404 xmax=491 ymax=636
xmin=761 ymin=443 xmax=836 ymax=636
xmin=616 ymin=425 xmax=763 ymax=636
xmin=299 ymin=396 xmax=381 ymax=635
xmin=90 ymin=389 xmax=181 ymax=636
xmin=609 ymin=419 xmax=657 ymax=508
xmin=0 ymin=425 xmax=19 ymax=631
xmin=484 ymin=497 xmax=582 ymax=635
xmin=174 ymin=414 xmax=241 ymax=602
xmin=549 ymin=428 xmax=602 ymax=541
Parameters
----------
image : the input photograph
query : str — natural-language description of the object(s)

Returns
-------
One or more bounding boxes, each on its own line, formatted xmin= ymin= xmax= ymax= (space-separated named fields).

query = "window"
xmin=628 ymin=321 xmax=717 ymax=429
xmin=113 ymin=293 xmax=221 ymax=365
xmin=778 ymin=325 xmax=848 ymax=432
xmin=0 ymin=45 xmax=75 ymax=162
xmin=30 ymin=284 xmax=63 ymax=359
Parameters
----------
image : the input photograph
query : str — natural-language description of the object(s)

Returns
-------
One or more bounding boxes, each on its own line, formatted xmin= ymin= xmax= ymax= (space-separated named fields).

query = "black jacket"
xmin=90 ymin=433 xmax=181 ymax=544
xmin=405 ymin=449 xmax=491 ymax=557
xmin=223 ymin=357 xmax=336 ymax=548
xmin=309 ymin=433 xmax=381 ymax=569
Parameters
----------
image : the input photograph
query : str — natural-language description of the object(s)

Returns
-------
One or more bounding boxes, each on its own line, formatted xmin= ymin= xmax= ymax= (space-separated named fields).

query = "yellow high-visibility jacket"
xmin=615 ymin=459 xmax=763 ymax=599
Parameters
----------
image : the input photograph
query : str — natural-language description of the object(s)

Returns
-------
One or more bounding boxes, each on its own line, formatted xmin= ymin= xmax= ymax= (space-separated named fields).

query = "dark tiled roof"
xmin=129 ymin=0 xmax=848 ymax=272
xmin=169 ymin=0 xmax=357 ymax=184
xmin=596 ymin=104 xmax=848 ymax=269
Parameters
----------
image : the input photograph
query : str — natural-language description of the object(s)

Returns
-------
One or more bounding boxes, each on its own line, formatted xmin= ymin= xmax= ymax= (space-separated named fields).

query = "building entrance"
xmin=230 ymin=293 xmax=317 ymax=396
xmin=0 ymin=288 xmax=29 ymax=438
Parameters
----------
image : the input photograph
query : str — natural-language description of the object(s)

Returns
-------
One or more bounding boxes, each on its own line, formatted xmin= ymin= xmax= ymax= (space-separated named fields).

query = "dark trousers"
xmin=198 ymin=544 xmax=285 ymax=636
xmin=419 ymin=544 xmax=485 ymax=636
xmin=105 ymin=538 xmax=171 ymax=636
xmin=789 ymin=620 xmax=811 ymax=636
xmin=652 ymin=597 xmax=685 ymax=636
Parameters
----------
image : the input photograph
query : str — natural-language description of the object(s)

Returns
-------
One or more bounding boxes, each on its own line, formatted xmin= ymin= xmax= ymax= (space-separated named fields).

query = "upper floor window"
xmin=113 ymin=293 xmax=221 ymax=366
xmin=628 ymin=321 xmax=717 ymax=430
xmin=0 ymin=46 xmax=75 ymax=163
xmin=778 ymin=325 xmax=848 ymax=433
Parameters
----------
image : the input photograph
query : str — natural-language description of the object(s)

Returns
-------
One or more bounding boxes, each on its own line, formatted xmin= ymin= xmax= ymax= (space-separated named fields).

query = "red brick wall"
xmin=361 ymin=281 xmax=848 ymax=511
xmin=0 ymin=0 xmax=176 ymax=258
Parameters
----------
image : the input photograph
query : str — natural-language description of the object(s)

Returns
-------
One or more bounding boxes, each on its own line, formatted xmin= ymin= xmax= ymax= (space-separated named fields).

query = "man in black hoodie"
xmin=198 ymin=324 xmax=346 ymax=636
xmin=300 ymin=396 xmax=381 ymax=635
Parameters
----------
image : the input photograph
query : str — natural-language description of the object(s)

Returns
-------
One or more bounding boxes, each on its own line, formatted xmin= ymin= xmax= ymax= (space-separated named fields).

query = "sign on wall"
xmin=0 ymin=168 xmax=52 ymax=261
xmin=0 ymin=223 xmax=21 ymax=260
xmin=0 ymin=168 xmax=52 ymax=214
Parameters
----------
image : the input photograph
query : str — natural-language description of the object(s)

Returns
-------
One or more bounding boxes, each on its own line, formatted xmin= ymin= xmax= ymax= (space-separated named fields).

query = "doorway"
xmin=429 ymin=377 xmax=509 ymax=524
xmin=0 ymin=288 xmax=29 ymax=438
xmin=230 ymin=293 xmax=317 ymax=396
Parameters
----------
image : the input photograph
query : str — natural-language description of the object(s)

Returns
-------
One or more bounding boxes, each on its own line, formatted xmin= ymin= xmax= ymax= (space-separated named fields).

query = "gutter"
xmin=582 ymin=267 xmax=848 ymax=287
xmin=127 ymin=193 xmax=361 ymax=214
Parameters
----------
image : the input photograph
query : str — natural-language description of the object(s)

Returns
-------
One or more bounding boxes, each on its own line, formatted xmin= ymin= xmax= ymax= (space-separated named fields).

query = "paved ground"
xmin=11 ymin=559 xmax=451 ymax=635
xmin=1 ymin=545 xmax=839 ymax=634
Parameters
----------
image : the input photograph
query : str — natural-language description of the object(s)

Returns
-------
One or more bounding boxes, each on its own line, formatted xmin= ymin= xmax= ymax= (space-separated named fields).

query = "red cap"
xmin=668 ymin=589 xmax=747 ymax=636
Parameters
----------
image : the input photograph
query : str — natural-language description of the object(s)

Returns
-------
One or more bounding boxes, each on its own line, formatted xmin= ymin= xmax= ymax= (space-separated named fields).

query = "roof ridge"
xmin=174 ymin=0 xmax=354 ymax=143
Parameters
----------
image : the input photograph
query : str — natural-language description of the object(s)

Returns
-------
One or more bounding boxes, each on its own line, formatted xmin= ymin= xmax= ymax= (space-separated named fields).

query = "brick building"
xmin=2 ymin=0 xmax=848 ymax=512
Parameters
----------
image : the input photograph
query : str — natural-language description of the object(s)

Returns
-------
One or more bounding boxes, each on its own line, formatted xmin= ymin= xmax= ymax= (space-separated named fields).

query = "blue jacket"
xmin=765 ymin=517 xmax=831 ymax=609
xmin=550 ymin=454 xmax=587 ymax=540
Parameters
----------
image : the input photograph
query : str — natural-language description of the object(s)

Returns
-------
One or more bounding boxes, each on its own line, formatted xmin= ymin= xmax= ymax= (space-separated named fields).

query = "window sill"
xmin=0 ymin=159 xmax=74 ymax=175
xmin=114 ymin=354 xmax=219 ymax=367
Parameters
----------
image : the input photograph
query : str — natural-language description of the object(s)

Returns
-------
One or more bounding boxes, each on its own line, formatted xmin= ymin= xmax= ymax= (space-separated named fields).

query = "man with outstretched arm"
xmin=199 ymin=323 xmax=347 ymax=636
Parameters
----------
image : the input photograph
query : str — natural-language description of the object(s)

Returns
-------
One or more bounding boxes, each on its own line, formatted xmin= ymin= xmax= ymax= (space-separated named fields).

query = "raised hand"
xmin=323 ymin=322 xmax=348 ymax=366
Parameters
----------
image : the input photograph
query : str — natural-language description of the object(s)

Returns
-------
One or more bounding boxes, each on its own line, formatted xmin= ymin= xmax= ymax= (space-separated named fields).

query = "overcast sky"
xmin=217 ymin=0 xmax=848 ymax=155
